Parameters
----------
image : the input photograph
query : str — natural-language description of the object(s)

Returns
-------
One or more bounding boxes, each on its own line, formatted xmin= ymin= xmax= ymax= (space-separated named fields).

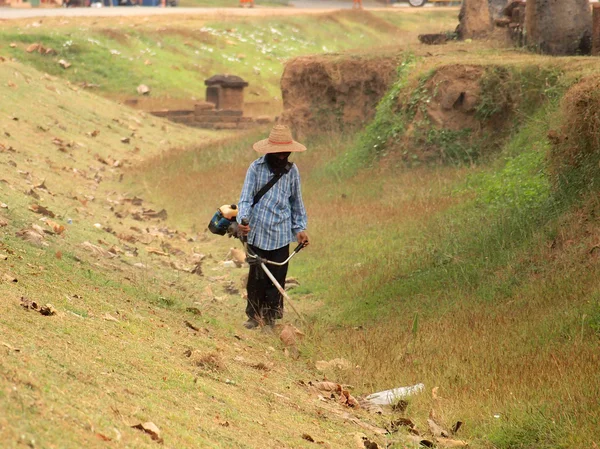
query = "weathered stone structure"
xmin=457 ymin=0 xmax=493 ymax=39
xmin=525 ymin=0 xmax=592 ymax=55
xmin=204 ymin=75 xmax=249 ymax=111
xmin=592 ymin=4 xmax=600 ymax=55
xmin=150 ymin=75 xmax=269 ymax=130
xmin=488 ymin=0 xmax=509 ymax=19
xmin=151 ymin=103 xmax=267 ymax=130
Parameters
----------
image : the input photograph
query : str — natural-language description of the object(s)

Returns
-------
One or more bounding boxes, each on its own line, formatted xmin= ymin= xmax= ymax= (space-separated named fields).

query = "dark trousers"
xmin=246 ymin=244 xmax=289 ymax=322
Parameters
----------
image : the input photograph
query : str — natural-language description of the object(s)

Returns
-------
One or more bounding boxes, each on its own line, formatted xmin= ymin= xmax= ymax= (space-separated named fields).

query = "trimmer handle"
xmin=240 ymin=218 xmax=249 ymax=243
xmin=293 ymin=242 xmax=307 ymax=253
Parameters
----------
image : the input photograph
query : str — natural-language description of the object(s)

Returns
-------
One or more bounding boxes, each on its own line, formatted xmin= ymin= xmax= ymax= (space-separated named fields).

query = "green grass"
xmin=0 ymin=10 xmax=457 ymax=102
xmin=3 ymin=8 xmax=600 ymax=449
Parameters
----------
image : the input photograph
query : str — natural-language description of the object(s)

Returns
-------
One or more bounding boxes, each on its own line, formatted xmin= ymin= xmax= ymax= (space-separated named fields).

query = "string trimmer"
xmin=239 ymin=218 xmax=307 ymax=324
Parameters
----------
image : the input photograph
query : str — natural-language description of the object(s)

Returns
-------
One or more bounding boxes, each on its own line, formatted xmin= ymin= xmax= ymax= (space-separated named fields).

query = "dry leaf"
xmin=137 ymin=84 xmax=150 ymax=95
xmin=3 ymin=272 xmax=17 ymax=283
xmin=312 ymin=381 xmax=342 ymax=393
xmin=279 ymin=323 xmax=304 ymax=347
xmin=428 ymin=418 xmax=450 ymax=438
xmin=46 ymin=219 xmax=65 ymax=235
xmin=28 ymin=204 xmax=55 ymax=218
xmin=0 ymin=217 xmax=8 ymax=227
xmin=40 ymin=304 xmax=57 ymax=316
xmin=26 ymin=43 xmax=40 ymax=53
xmin=58 ymin=59 xmax=71 ymax=69
xmin=435 ymin=437 xmax=469 ymax=448
xmin=16 ymin=227 xmax=47 ymax=246
xmin=147 ymin=247 xmax=168 ymax=257
xmin=80 ymin=241 xmax=116 ymax=259
xmin=103 ymin=313 xmax=119 ymax=322
xmin=302 ymin=433 xmax=315 ymax=442
xmin=226 ymin=248 xmax=246 ymax=267
xmin=315 ymin=358 xmax=352 ymax=371
xmin=131 ymin=422 xmax=163 ymax=443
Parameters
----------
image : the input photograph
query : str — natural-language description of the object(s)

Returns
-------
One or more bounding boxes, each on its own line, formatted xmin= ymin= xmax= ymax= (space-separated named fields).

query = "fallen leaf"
xmin=95 ymin=433 xmax=112 ymax=441
xmin=435 ymin=437 xmax=469 ymax=448
xmin=312 ymin=382 xmax=341 ymax=393
xmin=302 ymin=433 xmax=315 ymax=442
xmin=0 ymin=254 xmax=7 ymax=260
xmin=40 ymin=304 xmax=57 ymax=316
xmin=103 ymin=313 xmax=119 ymax=322
xmin=184 ymin=320 xmax=200 ymax=331
xmin=279 ymin=323 xmax=305 ymax=347
xmin=2 ymin=272 xmax=17 ymax=283
xmin=55 ymin=251 xmax=62 ymax=260
xmin=1 ymin=341 xmax=20 ymax=352
xmin=10 ymin=43 xmax=17 ymax=48
xmin=16 ymin=227 xmax=47 ymax=246
xmin=428 ymin=418 xmax=450 ymax=438
xmin=147 ymin=247 xmax=168 ymax=257
xmin=226 ymin=248 xmax=246 ymax=267
xmin=26 ymin=43 xmax=40 ymax=53
xmin=1 ymin=203 xmax=8 ymax=209
xmin=28 ymin=204 xmax=55 ymax=218
xmin=131 ymin=422 xmax=163 ymax=443
xmin=46 ymin=219 xmax=65 ymax=235
xmin=121 ymin=137 xmax=130 ymax=144
xmin=315 ymin=358 xmax=352 ymax=371
xmin=80 ymin=241 xmax=116 ymax=259
xmin=58 ymin=59 xmax=71 ymax=69
xmin=0 ymin=217 xmax=7 ymax=227
xmin=137 ymin=84 xmax=150 ymax=95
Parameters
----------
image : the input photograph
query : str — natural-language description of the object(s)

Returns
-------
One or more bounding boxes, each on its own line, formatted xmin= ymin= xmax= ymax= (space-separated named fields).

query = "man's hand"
xmin=238 ymin=223 xmax=251 ymax=237
xmin=297 ymin=231 xmax=309 ymax=246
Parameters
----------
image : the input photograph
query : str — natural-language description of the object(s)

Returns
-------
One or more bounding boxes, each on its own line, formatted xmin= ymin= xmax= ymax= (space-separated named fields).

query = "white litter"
xmin=365 ymin=383 xmax=425 ymax=405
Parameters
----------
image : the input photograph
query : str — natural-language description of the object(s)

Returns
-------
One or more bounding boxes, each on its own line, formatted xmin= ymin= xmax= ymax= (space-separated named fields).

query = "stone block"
xmin=214 ymin=123 xmax=239 ymax=130
xmin=195 ymin=123 xmax=215 ymax=129
xmin=195 ymin=102 xmax=215 ymax=112
xmin=195 ymin=115 xmax=239 ymax=123
xmin=216 ymin=110 xmax=243 ymax=117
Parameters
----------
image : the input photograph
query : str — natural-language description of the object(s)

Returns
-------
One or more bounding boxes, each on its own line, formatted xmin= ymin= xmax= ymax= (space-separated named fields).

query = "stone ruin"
xmin=456 ymin=0 xmax=597 ymax=56
xmin=151 ymin=74 xmax=269 ymax=130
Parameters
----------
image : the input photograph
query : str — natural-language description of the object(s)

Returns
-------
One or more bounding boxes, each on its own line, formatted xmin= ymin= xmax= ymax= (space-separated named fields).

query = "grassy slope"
xmin=133 ymin=48 xmax=600 ymax=448
xmin=0 ymin=10 xmax=458 ymax=110
xmin=0 ymin=60 xmax=388 ymax=449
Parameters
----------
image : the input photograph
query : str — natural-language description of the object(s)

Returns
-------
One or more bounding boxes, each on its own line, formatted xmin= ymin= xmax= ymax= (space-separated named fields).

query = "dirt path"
xmin=0 ymin=4 xmax=458 ymax=19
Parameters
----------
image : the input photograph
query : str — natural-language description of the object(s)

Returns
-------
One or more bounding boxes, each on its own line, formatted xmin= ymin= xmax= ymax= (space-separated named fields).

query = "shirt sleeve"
xmin=237 ymin=162 xmax=256 ymax=224
xmin=290 ymin=166 xmax=307 ymax=234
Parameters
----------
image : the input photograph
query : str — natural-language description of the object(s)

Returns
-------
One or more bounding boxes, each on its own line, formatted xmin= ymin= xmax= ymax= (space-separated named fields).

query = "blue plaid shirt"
xmin=237 ymin=156 xmax=307 ymax=251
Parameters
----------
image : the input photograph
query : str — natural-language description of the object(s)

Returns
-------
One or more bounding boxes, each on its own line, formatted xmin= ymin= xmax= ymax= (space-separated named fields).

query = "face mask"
xmin=266 ymin=152 xmax=290 ymax=174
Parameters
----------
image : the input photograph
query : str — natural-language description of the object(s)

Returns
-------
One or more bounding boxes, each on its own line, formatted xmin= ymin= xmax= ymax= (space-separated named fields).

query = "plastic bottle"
xmin=219 ymin=204 xmax=238 ymax=220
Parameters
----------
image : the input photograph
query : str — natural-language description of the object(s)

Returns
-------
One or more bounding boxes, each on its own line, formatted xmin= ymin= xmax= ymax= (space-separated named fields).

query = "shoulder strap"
xmin=252 ymin=162 xmax=293 ymax=207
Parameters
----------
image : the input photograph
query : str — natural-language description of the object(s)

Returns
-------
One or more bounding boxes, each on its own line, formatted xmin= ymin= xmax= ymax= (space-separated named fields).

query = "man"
xmin=237 ymin=125 xmax=309 ymax=329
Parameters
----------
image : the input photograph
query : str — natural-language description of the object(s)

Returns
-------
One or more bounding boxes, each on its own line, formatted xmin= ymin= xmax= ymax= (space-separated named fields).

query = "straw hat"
xmin=253 ymin=125 xmax=306 ymax=154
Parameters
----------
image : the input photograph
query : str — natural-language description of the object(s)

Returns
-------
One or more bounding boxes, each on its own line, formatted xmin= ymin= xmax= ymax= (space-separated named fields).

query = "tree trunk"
xmin=457 ymin=0 xmax=493 ymax=39
xmin=488 ymin=0 xmax=508 ymax=20
xmin=525 ymin=0 xmax=592 ymax=55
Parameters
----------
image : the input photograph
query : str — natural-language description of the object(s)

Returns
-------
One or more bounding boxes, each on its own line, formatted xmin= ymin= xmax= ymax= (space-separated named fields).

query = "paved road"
xmin=0 ymin=2 xmax=452 ymax=19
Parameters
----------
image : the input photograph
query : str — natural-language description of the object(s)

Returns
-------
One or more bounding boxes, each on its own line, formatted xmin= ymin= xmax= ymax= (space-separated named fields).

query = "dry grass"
xmin=0 ymin=61 xmax=384 ymax=449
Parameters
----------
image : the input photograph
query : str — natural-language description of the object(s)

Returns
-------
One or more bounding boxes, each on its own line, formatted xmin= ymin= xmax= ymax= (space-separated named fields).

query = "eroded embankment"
xmin=282 ymin=52 xmax=566 ymax=165
xmin=280 ymin=53 xmax=401 ymax=134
